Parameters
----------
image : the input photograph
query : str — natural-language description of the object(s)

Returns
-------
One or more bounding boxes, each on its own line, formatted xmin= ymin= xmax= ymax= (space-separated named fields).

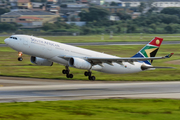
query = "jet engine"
xmin=31 ymin=56 xmax=53 ymax=66
xmin=69 ymin=57 xmax=91 ymax=69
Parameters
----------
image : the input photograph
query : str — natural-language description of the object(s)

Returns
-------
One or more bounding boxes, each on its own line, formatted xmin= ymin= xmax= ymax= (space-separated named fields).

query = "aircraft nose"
xmin=4 ymin=38 xmax=9 ymax=45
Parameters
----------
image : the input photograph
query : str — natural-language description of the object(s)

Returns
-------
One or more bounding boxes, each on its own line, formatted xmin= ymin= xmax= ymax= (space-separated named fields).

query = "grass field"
xmin=1 ymin=35 xmax=180 ymax=120
xmin=1 ymin=33 xmax=180 ymax=44
xmin=0 ymin=43 xmax=179 ymax=81
xmin=0 ymin=99 xmax=180 ymax=120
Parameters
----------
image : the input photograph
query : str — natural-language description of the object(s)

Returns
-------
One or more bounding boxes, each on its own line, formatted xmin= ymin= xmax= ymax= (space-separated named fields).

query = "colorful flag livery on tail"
xmin=132 ymin=37 xmax=163 ymax=65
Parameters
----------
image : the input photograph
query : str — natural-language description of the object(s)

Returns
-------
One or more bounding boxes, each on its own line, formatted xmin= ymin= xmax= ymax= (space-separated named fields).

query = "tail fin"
xmin=132 ymin=37 xmax=163 ymax=65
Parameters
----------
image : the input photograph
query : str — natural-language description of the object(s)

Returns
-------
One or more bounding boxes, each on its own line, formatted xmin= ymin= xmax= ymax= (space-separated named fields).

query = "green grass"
xmin=0 ymin=36 xmax=7 ymax=44
xmin=0 ymin=44 xmax=179 ymax=81
xmin=1 ymin=33 xmax=180 ymax=44
xmin=1 ymin=99 xmax=180 ymax=120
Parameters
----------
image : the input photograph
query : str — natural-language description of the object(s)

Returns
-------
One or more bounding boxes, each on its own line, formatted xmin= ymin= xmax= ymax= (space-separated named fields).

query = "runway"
xmin=68 ymin=41 xmax=180 ymax=46
xmin=0 ymin=77 xmax=180 ymax=103
xmin=1 ymin=41 xmax=180 ymax=47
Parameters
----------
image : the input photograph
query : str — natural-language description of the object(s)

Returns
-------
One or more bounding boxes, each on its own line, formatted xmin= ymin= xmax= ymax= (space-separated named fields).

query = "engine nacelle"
xmin=69 ymin=57 xmax=91 ymax=70
xmin=31 ymin=56 xmax=53 ymax=66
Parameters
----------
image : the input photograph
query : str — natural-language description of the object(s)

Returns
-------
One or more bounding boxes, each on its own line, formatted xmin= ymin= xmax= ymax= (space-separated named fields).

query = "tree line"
xmin=36 ymin=7 xmax=180 ymax=34
xmin=1 ymin=7 xmax=180 ymax=34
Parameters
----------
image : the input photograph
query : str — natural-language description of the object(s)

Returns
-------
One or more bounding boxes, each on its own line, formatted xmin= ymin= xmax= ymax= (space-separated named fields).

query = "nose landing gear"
xmin=18 ymin=52 xmax=23 ymax=61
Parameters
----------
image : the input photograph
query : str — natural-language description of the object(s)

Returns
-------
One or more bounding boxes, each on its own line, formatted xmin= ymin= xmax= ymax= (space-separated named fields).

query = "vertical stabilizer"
xmin=132 ymin=37 xmax=163 ymax=65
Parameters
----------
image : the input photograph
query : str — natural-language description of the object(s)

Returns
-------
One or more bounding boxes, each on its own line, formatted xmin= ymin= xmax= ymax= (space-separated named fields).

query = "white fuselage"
xmin=4 ymin=35 xmax=147 ymax=74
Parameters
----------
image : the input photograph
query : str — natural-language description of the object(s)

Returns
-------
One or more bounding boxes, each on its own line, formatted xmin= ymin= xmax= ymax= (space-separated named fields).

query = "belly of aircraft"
xmin=97 ymin=62 xmax=143 ymax=74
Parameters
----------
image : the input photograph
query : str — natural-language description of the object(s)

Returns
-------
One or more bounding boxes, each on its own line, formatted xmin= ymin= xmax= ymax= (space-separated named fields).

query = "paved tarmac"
xmin=0 ymin=77 xmax=180 ymax=103
xmin=1 ymin=41 xmax=180 ymax=47
xmin=67 ymin=41 xmax=180 ymax=46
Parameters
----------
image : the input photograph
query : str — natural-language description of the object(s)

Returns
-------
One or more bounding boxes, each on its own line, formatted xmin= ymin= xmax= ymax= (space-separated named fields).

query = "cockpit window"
xmin=10 ymin=37 xmax=17 ymax=40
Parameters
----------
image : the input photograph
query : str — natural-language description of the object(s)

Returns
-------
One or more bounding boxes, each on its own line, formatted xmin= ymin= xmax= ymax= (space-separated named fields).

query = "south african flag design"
xmin=132 ymin=37 xmax=163 ymax=65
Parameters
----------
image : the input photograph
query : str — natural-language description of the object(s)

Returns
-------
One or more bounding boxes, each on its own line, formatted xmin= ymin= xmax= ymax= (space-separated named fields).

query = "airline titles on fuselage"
xmin=31 ymin=37 xmax=60 ymax=48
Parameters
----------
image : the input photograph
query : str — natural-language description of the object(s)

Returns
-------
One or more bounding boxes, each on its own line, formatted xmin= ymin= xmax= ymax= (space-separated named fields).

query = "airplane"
xmin=4 ymin=35 xmax=174 ymax=80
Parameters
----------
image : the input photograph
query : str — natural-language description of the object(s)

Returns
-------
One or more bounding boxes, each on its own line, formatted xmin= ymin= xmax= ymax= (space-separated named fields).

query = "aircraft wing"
xmin=85 ymin=53 xmax=174 ymax=65
xmin=59 ymin=53 xmax=174 ymax=65
xmin=86 ymin=53 xmax=174 ymax=62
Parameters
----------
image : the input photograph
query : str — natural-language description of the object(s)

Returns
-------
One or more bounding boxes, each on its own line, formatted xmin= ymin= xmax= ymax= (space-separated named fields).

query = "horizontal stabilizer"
xmin=141 ymin=65 xmax=174 ymax=70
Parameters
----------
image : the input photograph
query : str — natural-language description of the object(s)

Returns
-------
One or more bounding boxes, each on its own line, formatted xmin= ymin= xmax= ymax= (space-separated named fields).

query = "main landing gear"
xmin=62 ymin=66 xmax=95 ymax=80
xmin=18 ymin=52 xmax=23 ymax=61
xmin=84 ymin=71 xmax=96 ymax=81
xmin=62 ymin=66 xmax=73 ymax=78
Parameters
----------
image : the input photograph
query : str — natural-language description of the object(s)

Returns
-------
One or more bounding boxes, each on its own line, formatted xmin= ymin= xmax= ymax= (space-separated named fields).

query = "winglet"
xmin=165 ymin=53 xmax=174 ymax=58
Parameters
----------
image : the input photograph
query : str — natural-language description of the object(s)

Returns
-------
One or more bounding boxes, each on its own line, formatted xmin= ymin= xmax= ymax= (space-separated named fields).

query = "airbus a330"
xmin=4 ymin=35 xmax=174 ymax=80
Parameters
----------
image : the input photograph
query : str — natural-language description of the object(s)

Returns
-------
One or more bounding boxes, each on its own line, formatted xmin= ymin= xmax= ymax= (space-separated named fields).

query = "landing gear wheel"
xmin=18 ymin=52 xmax=23 ymax=61
xmin=62 ymin=70 xmax=66 ymax=74
xmin=66 ymin=74 xmax=69 ymax=78
xmin=69 ymin=74 xmax=73 ymax=78
xmin=66 ymin=74 xmax=73 ymax=78
xmin=62 ymin=69 xmax=69 ymax=74
xmin=91 ymin=76 xmax=95 ymax=81
xmin=84 ymin=71 xmax=91 ymax=76
xmin=84 ymin=71 xmax=88 ymax=76
xmin=18 ymin=57 xmax=23 ymax=61
xmin=88 ymin=76 xmax=95 ymax=81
